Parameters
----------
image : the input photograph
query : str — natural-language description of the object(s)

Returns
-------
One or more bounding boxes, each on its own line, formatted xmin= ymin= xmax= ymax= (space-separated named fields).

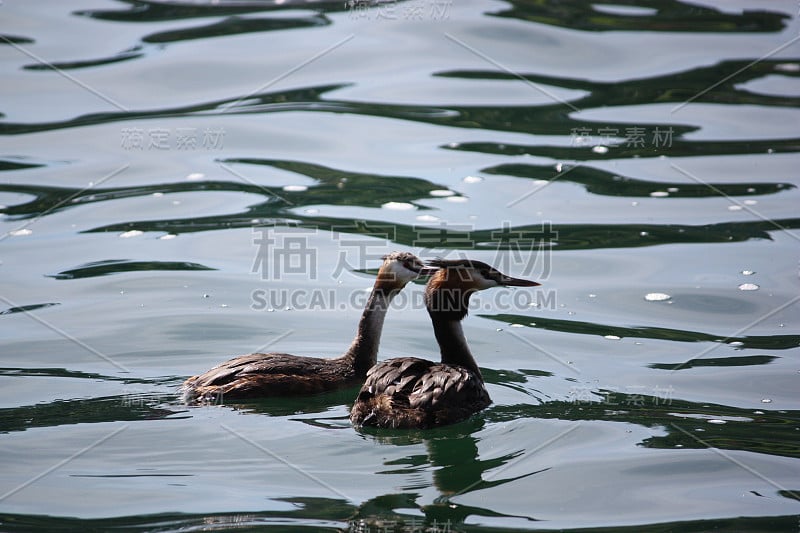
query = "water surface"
xmin=1 ymin=0 xmax=799 ymax=531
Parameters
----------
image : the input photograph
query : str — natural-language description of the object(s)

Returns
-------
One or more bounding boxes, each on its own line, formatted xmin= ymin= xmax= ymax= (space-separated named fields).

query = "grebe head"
xmin=376 ymin=251 xmax=434 ymax=286
xmin=426 ymin=258 xmax=540 ymax=290
xmin=424 ymin=259 xmax=539 ymax=320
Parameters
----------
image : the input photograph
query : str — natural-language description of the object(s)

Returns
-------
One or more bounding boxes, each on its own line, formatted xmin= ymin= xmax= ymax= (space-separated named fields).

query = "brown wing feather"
xmin=182 ymin=352 xmax=354 ymax=402
xmin=350 ymin=357 xmax=491 ymax=429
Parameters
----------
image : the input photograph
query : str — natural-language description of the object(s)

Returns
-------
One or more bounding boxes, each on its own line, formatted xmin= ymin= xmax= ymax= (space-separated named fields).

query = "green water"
xmin=1 ymin=0 xmax=799 ymax=531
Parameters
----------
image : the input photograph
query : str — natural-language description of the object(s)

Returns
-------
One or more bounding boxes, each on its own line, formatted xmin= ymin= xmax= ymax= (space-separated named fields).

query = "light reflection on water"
xmin=1 ymin=0 xmax=799 ymax=530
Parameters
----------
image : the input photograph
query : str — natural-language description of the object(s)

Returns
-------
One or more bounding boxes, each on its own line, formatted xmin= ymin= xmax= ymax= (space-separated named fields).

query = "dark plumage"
xmin=350 ymin=259 xmax=539 ymax=429
xmin=182 ymin=353 xmax=355 ymax=402
xmin=181 ymin=252 xmax=430 ymax=403
xmin=353 ymin=357 xmax=491 ymax=429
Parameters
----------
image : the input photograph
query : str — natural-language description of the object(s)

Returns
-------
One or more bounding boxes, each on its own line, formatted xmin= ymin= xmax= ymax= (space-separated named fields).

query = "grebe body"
xmin=350 ymin=259 xmax=539 ymax=429
xmin=181 ymin=252 xmax=427 ymax=403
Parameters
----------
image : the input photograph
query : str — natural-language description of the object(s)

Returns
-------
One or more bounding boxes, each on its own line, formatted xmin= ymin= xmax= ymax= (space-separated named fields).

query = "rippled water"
xmin=2 ymin=0 xmax=799 ymax=531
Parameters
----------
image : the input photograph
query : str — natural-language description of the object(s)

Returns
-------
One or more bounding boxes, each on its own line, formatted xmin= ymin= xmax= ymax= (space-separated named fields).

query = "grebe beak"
xmin=498 ymin=274 xmax=540 ymax=287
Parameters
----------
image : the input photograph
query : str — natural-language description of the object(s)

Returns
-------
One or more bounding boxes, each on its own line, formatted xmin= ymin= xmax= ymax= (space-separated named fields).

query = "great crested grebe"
xmin=350 ymin=259 xmax=539 ymax=429
xmin=181 ymin=252 xmax=430 ymax=403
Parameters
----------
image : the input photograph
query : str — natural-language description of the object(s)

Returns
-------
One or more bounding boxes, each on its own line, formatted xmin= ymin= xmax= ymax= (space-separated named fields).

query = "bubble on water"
xmin=555 ymin=163 xmax=563 ymax=172
xmin=533 ymin=179 xmax=549 ymax=187
xmin=604 ymin=335 xmax=621 ymax=340
xmin=645 ymin=292 xmax=671 ymax=301
xmin=496 ymin=328 xmax=503 ymax=332
xmin=446 ymin=142 xmax=460 ymax=149
xmin=708 ymin=419 xmax=726 ymax=425
xmin=152 ymin=192 xmax=164 ymax=197
xmin=738 ymin=283 xmax=759 ymax=291
xmin=119 ymin=230 xmax=143 ymax=238
xmin=8 ymin=228 xmax=32 ymax=237
xmin=381 ymin=201 xmax=415 ymax=211
xmin=753 ymin=410 xmax=764 ymax=415
xmin=592 ymin=145 xmax=609 ymax=154
xmin=430 ymin=189 xmax=455 ymax=197
xmin=220 ymin=304 xmax=228 ymax=308
xmin=728 ymin=341 xmax=744 ymax=347
xmin=283 ymin=185 xmax=308 ymax=192
xmin=667 ymin=187 xmax=679 ymax=193
xmin=588 ymin=294 xmax=597 ymax=298
xmin=172 ymin=200 xmax=181 ymax=206
xmin=463 ymin=175 xmax=483 ymax=184
xmin=728 ymin=205 xmax=743 ymax=211
xmin=650 ymin=191 xmax=669 ymax=198
xmin=640 ymin=231 xmax=649 ymax=237
xmin=741 ymin=270 xmax=755 ymax=275
xmin=746 ymin=187 xmax=756 ymax=193
xmin=510 ymin=323 xmax=524 ymax=328
xmin=159 ymin=234 xmax=177 ymax=240
xmin=203 ymin=294 xmax=210 ymax=298
xmin=186 ymin=172 xmax=204 ymax=181
xmin=415 ymin=214 xmax=440 ymax=222
xmin=743 ymin=200 xmax=757 ymax=206
xmin=631 ymin=201 xmax=639 ymax=207
xmin=761 ymin=398 xmax=772 ymax=404
xmin=775 ymin=63 xmax=800 ymax=72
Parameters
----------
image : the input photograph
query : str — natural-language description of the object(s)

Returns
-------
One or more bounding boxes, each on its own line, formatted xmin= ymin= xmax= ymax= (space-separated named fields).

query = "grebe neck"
xmin=341 ymin=285 xmax=396 ymax=374
xmin=431 ymin=315 xmax=481 ymax=378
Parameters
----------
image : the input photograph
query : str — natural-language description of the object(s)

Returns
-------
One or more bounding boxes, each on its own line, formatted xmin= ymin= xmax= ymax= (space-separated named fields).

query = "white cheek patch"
xmin=385 ymin=261 xmax=417 ymax=283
